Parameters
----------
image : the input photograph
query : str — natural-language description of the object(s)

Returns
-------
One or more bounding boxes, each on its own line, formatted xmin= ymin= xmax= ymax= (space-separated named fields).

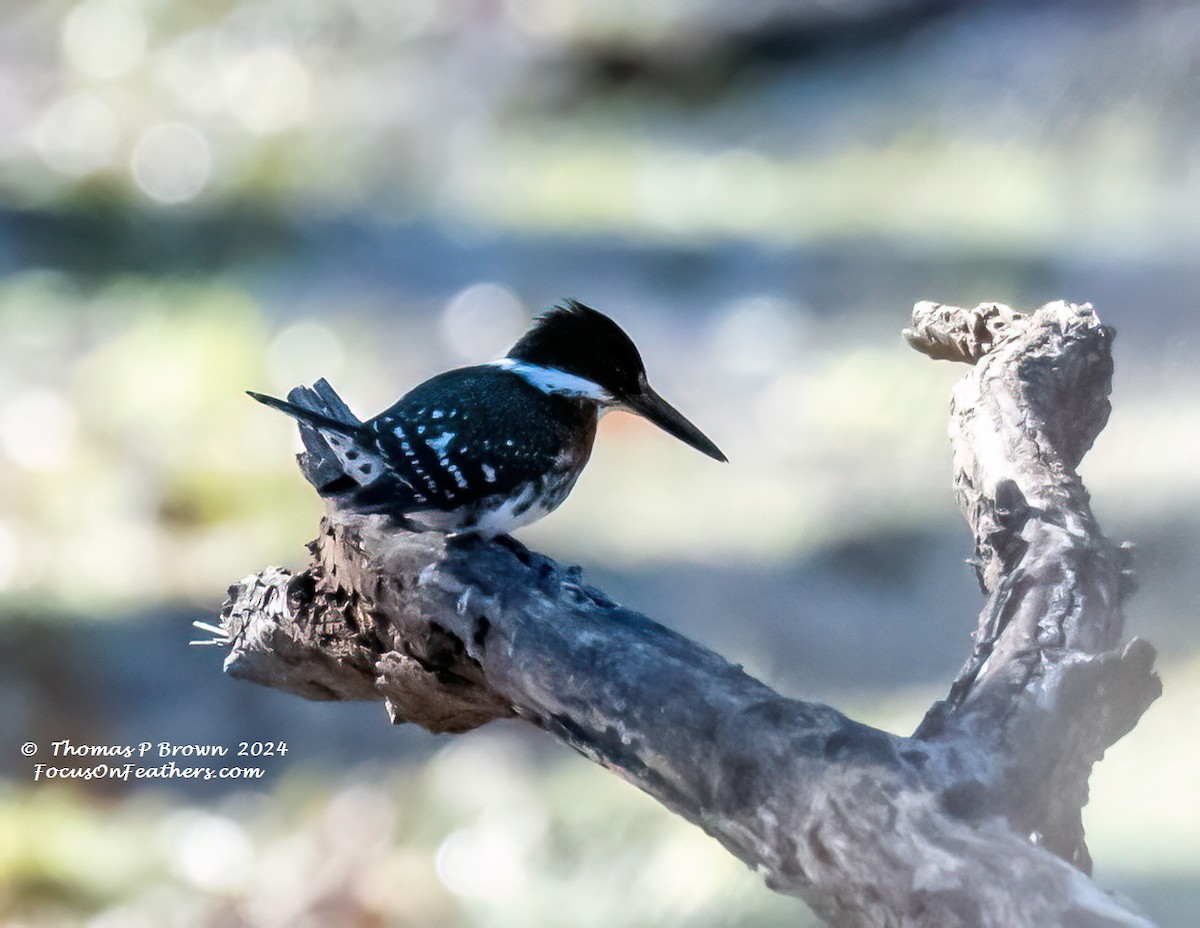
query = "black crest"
xmin=507 ymin=300 xmax=646 ymax=398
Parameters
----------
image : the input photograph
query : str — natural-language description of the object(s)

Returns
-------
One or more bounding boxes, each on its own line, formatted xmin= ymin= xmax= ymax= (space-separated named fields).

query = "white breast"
xmin=406 ymin=473 xmax=578 ymax=539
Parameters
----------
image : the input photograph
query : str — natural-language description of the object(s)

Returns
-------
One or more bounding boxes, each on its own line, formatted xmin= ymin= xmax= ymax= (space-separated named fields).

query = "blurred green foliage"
xmin=0 ymin=273 xmax=315 ymax=609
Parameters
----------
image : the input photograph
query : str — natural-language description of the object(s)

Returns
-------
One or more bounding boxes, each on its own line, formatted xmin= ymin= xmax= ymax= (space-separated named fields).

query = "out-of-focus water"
xmin=3 ymin=1 xmax=1200 ymax=925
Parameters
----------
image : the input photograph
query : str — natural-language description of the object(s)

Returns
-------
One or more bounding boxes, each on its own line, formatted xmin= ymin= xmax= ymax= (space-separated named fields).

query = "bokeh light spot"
xmin=266 ymin=319 xmax=345 ymax=391
xmin=62 ymin=0 xmax=148 ymax=79
xmin=441 ymin=282 xmax=527 ymax=361
xmin=0 ymin=389 xmax=77 ymax=471
xmin=711 ymin=295 xmax=807 ymax=377
xmin=435 ymin=826 xmax=526 ymax=901
xmin=130 ymin=122 xmax=211 ymax=203
xmin=222 ymin=47 xmax=311 ymax=135
xmin=31 ymin=92 xmax=118 ymax=177
xmin=155 ymin=30 xmax=225 ymax=116
xmin=169 ymin=811 xmax=254 ymax=892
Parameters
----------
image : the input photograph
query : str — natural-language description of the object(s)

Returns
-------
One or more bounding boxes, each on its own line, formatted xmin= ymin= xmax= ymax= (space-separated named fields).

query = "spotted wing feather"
xmin=365 ymin=365 xmax=597 ymax=517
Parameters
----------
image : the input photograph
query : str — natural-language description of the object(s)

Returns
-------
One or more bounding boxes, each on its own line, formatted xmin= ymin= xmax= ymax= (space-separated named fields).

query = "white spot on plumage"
xmin=425 ymin=431 xmax=456 ymax=456
xmin=431 ymin=409 xmax=444 ymax=419
xmin=448 ymin=465 xmax=469 ymax=489
xmin=306 ymin=427 xmax=392 ymax=491
xmin=482 ymin=463 xmax=496 ymax=483
xmin=398 ymin=442 xmax=436 ymax=492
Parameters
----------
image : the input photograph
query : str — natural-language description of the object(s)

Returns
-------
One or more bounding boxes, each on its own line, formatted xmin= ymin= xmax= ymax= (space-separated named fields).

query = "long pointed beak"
xmin=624 ymin=382 xmax=727 ymax=463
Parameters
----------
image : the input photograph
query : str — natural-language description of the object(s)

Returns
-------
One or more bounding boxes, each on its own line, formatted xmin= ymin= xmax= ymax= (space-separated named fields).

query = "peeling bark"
xmin=210 ymin=302 xmax=1159 ymax=927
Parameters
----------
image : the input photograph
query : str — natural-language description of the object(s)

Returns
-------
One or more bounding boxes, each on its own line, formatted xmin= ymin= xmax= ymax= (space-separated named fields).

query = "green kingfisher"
xmin=248 ymin=300 xmax=726 ymax=537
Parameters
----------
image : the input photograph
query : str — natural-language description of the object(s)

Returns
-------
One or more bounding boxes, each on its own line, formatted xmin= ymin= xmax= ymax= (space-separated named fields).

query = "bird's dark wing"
xmin=363 ymin=365 xmax=596 ymax=514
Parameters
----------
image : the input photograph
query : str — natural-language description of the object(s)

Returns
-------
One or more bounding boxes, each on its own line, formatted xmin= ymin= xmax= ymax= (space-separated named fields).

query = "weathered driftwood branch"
xmin=212 ymin=301 xmax=1159 ymax=928
xmin=905 ymin=301 xmax=1159 ymax=874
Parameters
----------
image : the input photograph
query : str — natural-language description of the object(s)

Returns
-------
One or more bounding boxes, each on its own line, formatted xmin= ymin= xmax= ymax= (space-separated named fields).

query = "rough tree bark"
xmin=206 ymin=301 xmax=1160 ymax=928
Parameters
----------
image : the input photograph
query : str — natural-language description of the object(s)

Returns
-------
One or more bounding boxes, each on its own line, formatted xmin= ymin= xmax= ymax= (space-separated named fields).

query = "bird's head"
xmin=505 ymin=300 xmax=727 ymax=463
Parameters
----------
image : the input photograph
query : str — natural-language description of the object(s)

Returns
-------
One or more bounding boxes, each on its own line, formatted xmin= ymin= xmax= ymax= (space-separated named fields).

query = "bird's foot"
xmin=445 ymin=532 xmax=553 ymax=579
xmin=445 ymin=530 xmax=489 ymax=552
xmin=390 ymin=513 xmax=422 ymax=534
xmin=492 ymin=533 xmax=534 ymax=564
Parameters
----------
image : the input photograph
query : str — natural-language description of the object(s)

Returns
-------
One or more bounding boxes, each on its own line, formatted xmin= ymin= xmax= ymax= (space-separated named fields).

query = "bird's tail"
xmin=248 ymin=379 xmax=392 ymax=506
xmin=246 ymin=390 xmax=361 ymax=435
xmin=251 ymin=380 xmax=423 ymax=522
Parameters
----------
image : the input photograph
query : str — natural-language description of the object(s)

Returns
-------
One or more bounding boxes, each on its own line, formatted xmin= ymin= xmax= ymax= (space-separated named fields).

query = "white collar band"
xmin=491 ymin=358 xmax=614 ymax=403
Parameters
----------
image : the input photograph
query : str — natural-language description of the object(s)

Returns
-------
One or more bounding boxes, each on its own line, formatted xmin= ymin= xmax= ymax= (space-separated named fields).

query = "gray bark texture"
xmin=211 ymin=301 xmax=1160 ymax=928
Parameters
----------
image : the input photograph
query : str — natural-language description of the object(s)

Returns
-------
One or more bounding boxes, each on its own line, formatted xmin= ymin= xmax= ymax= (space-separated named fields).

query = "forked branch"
xmin=210 ymin=301 xmax=1159 ymax=927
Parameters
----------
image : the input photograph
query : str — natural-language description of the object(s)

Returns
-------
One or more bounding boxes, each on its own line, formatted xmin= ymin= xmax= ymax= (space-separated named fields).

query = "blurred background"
xmin=1 ymin=0 xmax=1199 ymax=925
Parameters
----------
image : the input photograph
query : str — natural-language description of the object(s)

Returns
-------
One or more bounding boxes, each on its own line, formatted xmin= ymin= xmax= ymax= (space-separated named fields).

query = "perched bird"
xmin=249 ymin=300 xmax=726 ymax=538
